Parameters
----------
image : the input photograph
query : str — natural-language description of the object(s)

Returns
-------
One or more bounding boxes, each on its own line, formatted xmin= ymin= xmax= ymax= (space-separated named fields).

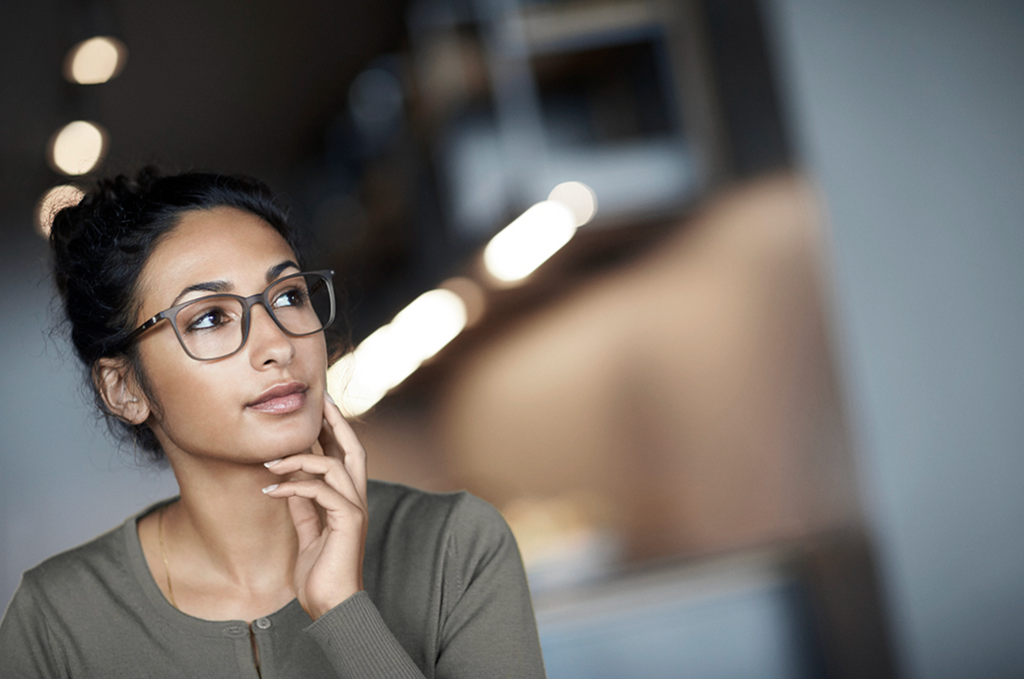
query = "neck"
xmin=164 ymin=455 xmax=299 ymax=590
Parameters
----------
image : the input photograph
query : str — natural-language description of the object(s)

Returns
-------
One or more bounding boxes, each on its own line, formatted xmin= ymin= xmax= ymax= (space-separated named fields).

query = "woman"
xmin=0 ymin=170 xmax=547 ymax=678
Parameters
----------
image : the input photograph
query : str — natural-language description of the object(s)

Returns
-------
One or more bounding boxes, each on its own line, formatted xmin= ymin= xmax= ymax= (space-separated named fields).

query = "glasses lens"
xmin=173 ymin=296 xmax=246 ymax=360
xmin=267 ymin=272 xmax=334 ymax=336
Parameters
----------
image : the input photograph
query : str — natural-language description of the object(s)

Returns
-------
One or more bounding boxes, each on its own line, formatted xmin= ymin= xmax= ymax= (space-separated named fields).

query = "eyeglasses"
xmin=124 ymin=270 xmax=336 ymax=361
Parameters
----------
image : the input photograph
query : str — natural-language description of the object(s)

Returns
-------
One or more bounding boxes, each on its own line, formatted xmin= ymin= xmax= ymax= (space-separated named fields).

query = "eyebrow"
xmin=169 ymin=260 xmax=301 ymax=306
xmin=267 ymin=260 xmax=301 ymax=281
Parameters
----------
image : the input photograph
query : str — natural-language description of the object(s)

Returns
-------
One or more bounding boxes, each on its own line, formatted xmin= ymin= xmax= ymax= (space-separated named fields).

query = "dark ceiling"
xmin=0 ymin=0 xmax=791 ymax=341
xmin=0 ymin=0 xmax=410 ymax=236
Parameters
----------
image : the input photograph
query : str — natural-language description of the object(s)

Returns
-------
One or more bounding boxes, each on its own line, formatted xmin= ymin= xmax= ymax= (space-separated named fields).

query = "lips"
xmin=247 ymin=382 xmax=308 ymax=414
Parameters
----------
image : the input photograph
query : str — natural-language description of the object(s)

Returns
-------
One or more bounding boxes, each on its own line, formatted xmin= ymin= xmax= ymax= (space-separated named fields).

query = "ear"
xmin=94 ymin=358 xmax=151 ymax=425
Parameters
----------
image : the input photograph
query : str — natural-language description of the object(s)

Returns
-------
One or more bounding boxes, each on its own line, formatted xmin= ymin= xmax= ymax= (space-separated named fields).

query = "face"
xmin=129 ymin=206 xmax=327 ymax=465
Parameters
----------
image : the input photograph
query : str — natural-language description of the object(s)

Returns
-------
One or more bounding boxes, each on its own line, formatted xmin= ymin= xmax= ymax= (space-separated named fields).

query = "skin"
xmin=96 ymin=207 xmax=367 ymax=622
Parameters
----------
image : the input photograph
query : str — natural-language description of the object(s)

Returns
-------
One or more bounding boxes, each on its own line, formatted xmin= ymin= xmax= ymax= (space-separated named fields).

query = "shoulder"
xmin=366 ymin=479 xmax=510 ymax=542
xmin=3 ymin=517 xmax=134 ymax=665
xmin=365 ymin=479 xmax=519 ymax=586
xmin=362 ymin=481 xmax=527 ymax=629
xmin=20 ymin=520 xmax=129 ymax=600
xmin=15 ymin=500 xmax=167 ymax=613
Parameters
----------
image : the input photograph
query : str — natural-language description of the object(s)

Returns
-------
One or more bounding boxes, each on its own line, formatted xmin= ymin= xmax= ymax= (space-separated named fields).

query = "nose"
xmin=246 ymin=302 xmax=295 ymax=368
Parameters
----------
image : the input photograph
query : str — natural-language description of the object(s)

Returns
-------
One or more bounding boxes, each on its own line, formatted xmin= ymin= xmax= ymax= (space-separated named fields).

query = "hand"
xmin=262 ymin=393 xmax=368 ymax=620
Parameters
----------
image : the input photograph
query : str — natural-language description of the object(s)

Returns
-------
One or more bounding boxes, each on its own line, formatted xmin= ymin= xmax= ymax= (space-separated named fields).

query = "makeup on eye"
xmin=270 ymin=284 xmax=310 ymax=310
xmin=182 ymin=303 xmax=240 ymax=334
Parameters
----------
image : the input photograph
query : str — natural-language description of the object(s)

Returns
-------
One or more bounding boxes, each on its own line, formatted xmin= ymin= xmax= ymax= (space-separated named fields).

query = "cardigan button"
xmin=255 ymin=617 xmax=272 ymax=630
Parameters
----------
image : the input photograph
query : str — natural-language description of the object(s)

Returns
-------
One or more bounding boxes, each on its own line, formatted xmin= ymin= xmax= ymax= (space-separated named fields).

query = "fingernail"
xmin=261 ymin=484 xmax=279 ymax=494
xmin=325 ymin=392 xmax=336 ymax=405
xmin=264 ymin=459 xmax=282 ymax=468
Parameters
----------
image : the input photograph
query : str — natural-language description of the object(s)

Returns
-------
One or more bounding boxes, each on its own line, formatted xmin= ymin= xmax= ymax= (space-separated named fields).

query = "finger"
xmin=316 ymin=422 xmax=366 ymax=508
xmin=265 ymin=452 xmax=342 ymax=476
xmin=322 ymin=396 xmax=365 ymax=462
xmin=263 ymin=479 xmax=365 ymax=531
xmin=321 ymin=396 xmax=368 ymax=504
xmin=265 ymin=454 xmax=363 ymax=507
xmin=286 ymin=495 xmax=322 ymax=549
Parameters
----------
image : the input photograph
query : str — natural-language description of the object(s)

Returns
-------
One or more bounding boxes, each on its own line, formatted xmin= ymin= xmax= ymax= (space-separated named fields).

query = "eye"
xmin=271 ymin=285 xmax=309 ymax=310
xmin=182 ymin=304 xmax=237 ymax=333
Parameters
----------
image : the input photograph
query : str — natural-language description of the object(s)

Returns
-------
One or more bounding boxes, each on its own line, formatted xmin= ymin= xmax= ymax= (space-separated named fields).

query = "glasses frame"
xmin=123 ymin=269 xmax=336 ymax=361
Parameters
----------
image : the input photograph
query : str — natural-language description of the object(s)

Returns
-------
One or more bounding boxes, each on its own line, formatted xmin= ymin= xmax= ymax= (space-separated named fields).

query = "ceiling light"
xmin=483 ymin=201 xmax=577 ymax=283
xmin=329 ymin=289 xmax=468 ymax=416
xmin=438 ymin=276 xmax=486 ymax=327
xmin=35 ymin=184 xmax=84 ymax=237
xmin=64 ymin=37 xmax=127 ymax=85
xmin=548 ymin=181 xmax=597 ymax=226
xmin=48 ymin=120 xmax=108 ymax=176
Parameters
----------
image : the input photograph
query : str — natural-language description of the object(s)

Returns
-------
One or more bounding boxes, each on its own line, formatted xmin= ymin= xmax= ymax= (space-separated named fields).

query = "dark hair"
xmin=49 ymin=168 xmax=305 ymax=462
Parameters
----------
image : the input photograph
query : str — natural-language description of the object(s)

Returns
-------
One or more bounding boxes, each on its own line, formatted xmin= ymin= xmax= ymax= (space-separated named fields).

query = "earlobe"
xmin=94 ymin=358 xmax=151 ymax=425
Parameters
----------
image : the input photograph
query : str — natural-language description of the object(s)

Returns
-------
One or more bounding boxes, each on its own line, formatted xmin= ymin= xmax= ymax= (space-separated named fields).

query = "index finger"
xmin=322 ymin=393 xmax=367 ymax=505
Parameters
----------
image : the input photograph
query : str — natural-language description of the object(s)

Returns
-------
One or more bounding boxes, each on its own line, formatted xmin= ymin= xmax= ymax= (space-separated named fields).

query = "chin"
xmin=276 ymin=427 xmax=323 ymax=458
xmin=244 ymin=417 xmax=322 ymax=460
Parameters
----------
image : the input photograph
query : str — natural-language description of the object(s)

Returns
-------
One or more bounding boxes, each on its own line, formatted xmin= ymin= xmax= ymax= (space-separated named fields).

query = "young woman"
xmin=0 ymin=170 xmax=547 ymax=678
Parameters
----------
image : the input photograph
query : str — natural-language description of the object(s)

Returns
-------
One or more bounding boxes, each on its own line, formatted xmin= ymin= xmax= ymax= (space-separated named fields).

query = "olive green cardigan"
xmin=0 ymin=480 xmax=546 ymax=678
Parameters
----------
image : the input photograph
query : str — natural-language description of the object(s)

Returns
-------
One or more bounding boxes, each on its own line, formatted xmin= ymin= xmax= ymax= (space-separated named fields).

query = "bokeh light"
xmin=549 ymin=181 xmax=598 ymax=227
xmin=64 ymin=37 xmax=128 ymax=85
xmin=329 ymin=288 xmax=468 ymax=416
xmin=483 ymin=200 xmax=577 ymax=283
xmin=34 ymin=184 xmax=84 ymax=237
xmin=349 ymin=67 xmax=403 ymax=133
xmin=438 ymin=276 xmax=486 ymax=327
xmin=48 ymin=121 xmax=108 ymax=175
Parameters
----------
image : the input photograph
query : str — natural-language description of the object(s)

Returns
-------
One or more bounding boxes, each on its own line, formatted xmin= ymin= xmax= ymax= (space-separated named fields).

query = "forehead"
xmin=137 ymin=206 xmax=296 ymax=309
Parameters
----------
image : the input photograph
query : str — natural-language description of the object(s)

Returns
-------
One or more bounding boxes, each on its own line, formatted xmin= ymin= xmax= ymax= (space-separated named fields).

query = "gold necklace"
xmin=158 ymin=505 xmax=178 ymax=609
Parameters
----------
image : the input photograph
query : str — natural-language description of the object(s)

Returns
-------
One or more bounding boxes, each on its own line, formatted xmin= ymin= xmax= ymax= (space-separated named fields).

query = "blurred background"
xmin=1 ymin=0 xmax=1022 ymax=677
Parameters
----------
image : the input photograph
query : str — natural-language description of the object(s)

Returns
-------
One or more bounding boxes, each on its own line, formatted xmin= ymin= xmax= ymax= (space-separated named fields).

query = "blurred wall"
xmin=763 ymin=1 xmax=1024 ymax=677
xmin=0 ymin=230 xmax=179 ymax=607
xmin=435 ymin=175 xmax=857 ymax=561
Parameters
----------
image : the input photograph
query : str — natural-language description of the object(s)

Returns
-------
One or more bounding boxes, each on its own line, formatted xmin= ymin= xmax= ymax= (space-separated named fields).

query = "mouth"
xmin=247 ymin=382 xmax=308 ymax=415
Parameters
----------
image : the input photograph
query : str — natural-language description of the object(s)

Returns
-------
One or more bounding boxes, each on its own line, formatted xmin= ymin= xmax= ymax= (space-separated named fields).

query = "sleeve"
xmin=305 ymin=592 xmax=426 ymax=678
xmin=0 ymin=577 xmax=69 ymax=678
xmin=304 ymin=492 xmax=547 ymax=679
xmin=434 ymin=494 xmax=547 ymax=679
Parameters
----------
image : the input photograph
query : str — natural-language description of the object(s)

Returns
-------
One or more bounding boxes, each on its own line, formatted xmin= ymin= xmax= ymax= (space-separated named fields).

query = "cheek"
xmin=133 ymin=327 xmax=218 ymax=444
xmin=140 ymin=333 xmax=329 ymax=458
xmin=144 ymin=358 xmax=241 ymax=452
xmin=301 ymin=334 xmax=329 ymax=377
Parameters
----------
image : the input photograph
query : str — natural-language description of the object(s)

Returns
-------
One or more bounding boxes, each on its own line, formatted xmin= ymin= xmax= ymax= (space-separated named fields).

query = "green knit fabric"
xmin=0 ymin=480 xmax=547 ymax=678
